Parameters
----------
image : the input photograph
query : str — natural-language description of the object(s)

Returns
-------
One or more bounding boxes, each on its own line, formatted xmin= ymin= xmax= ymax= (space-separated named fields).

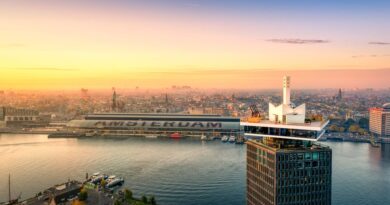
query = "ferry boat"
xmin=228 ymin=136 xmax=236 ymax=143
xmin=221 ymin=135 xmax=229 ymax=142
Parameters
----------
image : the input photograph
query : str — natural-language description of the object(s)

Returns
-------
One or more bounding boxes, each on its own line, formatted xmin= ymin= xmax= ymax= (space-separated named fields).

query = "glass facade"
xmin=247 ymin=140 xmax=332 ymax=205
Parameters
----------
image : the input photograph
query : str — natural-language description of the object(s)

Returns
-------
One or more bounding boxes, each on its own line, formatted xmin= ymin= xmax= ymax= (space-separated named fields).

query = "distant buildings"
xmin=337 ymin=88 xmax=342 ymax=101
xmin=369 ymin=103 xmax=390 ymax=142
xmin=244 ymin=76 xmax=331 ymax=205
xmin=0 ymin=106 xmax=40 ymax=127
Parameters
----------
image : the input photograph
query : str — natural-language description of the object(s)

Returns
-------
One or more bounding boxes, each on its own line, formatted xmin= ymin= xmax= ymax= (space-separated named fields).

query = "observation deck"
xmin=241 ymin=119 xmax=329 ymax=141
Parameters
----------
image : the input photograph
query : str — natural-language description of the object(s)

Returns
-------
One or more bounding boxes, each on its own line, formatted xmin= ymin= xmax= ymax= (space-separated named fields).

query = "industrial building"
xmin=66 ymin=113 xmax=241 ymax=137
xmin=244 ymin=76 xmax=332 ymax=205
xmin=0 ymin=106 xmax=41 ymax=127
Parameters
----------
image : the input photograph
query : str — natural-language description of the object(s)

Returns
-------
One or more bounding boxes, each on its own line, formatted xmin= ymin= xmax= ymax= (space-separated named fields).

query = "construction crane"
xmin=250 ymin=104 xmax=260 ymax=117
xmin=248 ymin=104 xmax=261 ymax=123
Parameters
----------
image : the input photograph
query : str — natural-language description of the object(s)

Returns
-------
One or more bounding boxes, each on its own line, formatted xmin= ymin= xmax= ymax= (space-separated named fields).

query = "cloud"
xmin=352 ymin=54 xmax=390 ymax=58
xmin=368 ymin=41 xmax=390 ymax=45
xmin=266 ymin=38 xmax=330 ymax=44
xmin=2 ymin=67 xmax=79 ymax=71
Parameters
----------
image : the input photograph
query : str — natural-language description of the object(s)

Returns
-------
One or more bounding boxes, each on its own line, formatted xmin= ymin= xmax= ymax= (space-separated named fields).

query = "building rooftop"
xmin=383 ymin=103 xmax=390 ymax=110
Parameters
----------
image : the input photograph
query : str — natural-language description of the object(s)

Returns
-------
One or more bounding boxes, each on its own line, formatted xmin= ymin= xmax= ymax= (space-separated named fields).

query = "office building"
xmin=369 ymin=103 xmax=390 ymax=143
xmin=243 ymin=76 xmax=331 ymax=205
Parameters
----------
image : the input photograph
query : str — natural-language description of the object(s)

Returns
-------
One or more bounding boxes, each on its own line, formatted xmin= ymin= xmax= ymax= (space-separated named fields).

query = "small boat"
xmin=200 ymin=135 xmax=207 ymax=141
xmin=107 ymin=175 xmax=116 ymax=181
xmin=228 ymin=136 xmax=236 ymax=143
xmin=236 ymin=136 xmax=244 ymax=144
xmin=221 ymin=135 xmax=229 ymax=142
xmin=145 ymin=135 xmax=158 ymax=139
xmin=91 ymin=175 xmax=105 ymax=184
xmin=170 ymin=132 xmax=182 ymax=139
xmin=92 ymin=172 xmax=100 ymax=176
xmin=106 ymin=177 xmax=124 ymax=188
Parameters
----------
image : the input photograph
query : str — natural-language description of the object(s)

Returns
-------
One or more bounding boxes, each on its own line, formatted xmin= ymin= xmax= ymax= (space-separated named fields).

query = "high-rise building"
xmin=247 ymin=140 xmax=332 ymax=205
xmin=337 ymin=88 xmax=342 ymax=100
xmin=112 ymin=88 xmax=117 ymax=112
xmin=369 ymin=104 xmax=390 ymax=143
xmin=243 ymin=76 xmax=331 ymax=205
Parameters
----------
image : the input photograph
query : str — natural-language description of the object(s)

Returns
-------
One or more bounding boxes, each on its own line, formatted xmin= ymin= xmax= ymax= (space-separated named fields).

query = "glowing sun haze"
xmin=0 ymin=0 xmax=389 ymax=89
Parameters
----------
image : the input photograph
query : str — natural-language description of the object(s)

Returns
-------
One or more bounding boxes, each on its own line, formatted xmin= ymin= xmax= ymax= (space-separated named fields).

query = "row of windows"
xmin=247 ymin=161 xmax=275 ymax=187
xmin=247 ymin=179 xmax=275 ymax=205
xmin=278 ymin=182 xmax=331 ymax=193
xmin=278 ymin=151 xmax=331 ymax=162
xmin=278 ymin=161 xmax=331 ymax=170
xmin=6 ymin=116 xmax=36 ymax=121
xmin=278 ymin=169 xmax=331 ymax=179
xmin=244 ymin=126 xmax=319 ymax=139
xmin=277 ymin=193 xmax=331 ymax=205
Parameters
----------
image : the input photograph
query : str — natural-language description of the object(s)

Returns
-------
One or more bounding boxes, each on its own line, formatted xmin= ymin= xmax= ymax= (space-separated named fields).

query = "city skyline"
xmin=1 ymin=0 xmax=390 ymax=89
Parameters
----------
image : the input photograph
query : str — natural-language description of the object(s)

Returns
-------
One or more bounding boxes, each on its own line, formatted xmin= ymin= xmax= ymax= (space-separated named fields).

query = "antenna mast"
xmin=9 ymin=173 xmax=11 ymax=202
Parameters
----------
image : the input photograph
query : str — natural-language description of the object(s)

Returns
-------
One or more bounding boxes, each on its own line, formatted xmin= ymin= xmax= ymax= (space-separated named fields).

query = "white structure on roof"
xmin=283 ymin=76 xmax=291 ymax=105
xmin=269 ymin=76 xmax=306 ymax=124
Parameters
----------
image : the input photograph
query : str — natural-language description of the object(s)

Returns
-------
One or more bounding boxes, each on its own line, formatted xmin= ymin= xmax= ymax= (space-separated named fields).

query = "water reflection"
xmin=1 ymin=134 xmax=389 ymax=205
xmin=381 ymin=143 xmax=390 ymax=160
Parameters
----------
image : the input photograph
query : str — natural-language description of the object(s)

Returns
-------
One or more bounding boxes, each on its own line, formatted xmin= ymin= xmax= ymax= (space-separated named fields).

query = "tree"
xmin=141 ymin=195 xmax=148 ymax=204
xmin=78 ymin=189 xmax=88 ymax=201
xmin=100 ymin=178 xmax=107 ymax=187
xmin=114 ymin=199 xmax=122 ymax=205
xmin=358 ymin=128 xmax=366 ymax=135
xmin=72 ymin=200 xmax=86 ymax=205
xmin=328 ymin=125 xmax=338 ymax=132
xmin=149 ymin=196 xmax=156 ymax=205
xmin=124 ymin=189 xmax=133 ymax=202
xmin=359 ymin=118 xmax=369 ymax=129
xmin=349 ymin=124 xmax=360 ymax=133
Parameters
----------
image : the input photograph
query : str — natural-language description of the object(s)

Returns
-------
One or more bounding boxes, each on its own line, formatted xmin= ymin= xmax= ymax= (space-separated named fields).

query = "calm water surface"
xmin=1 ymin=134 xmax=389 ymax=205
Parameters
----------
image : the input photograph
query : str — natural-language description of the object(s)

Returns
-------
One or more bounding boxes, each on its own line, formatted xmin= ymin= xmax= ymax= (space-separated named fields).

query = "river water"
xmin=0 ymin=134 xmax=389 ymax=205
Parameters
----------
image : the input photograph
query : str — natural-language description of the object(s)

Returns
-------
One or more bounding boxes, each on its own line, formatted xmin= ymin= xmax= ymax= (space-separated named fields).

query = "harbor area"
xmin=2 ymin=173 xmax=157 ymax=205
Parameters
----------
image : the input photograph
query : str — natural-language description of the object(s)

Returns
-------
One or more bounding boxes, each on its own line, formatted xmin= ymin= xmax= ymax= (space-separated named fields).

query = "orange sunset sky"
xmin=0 ymin=0 xmax=389 ymax=90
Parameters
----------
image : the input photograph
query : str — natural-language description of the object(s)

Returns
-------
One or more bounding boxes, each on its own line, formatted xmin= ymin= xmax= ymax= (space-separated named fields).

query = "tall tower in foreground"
xmin=242 ymin=76 xmax=331 ymax=205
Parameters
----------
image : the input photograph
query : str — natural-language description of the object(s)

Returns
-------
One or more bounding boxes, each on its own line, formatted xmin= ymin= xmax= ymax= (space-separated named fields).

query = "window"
xmin=313 ymin=152 xmax=319 ymax=160
xmin=305 ymin=153 xmax=311 ymax=160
